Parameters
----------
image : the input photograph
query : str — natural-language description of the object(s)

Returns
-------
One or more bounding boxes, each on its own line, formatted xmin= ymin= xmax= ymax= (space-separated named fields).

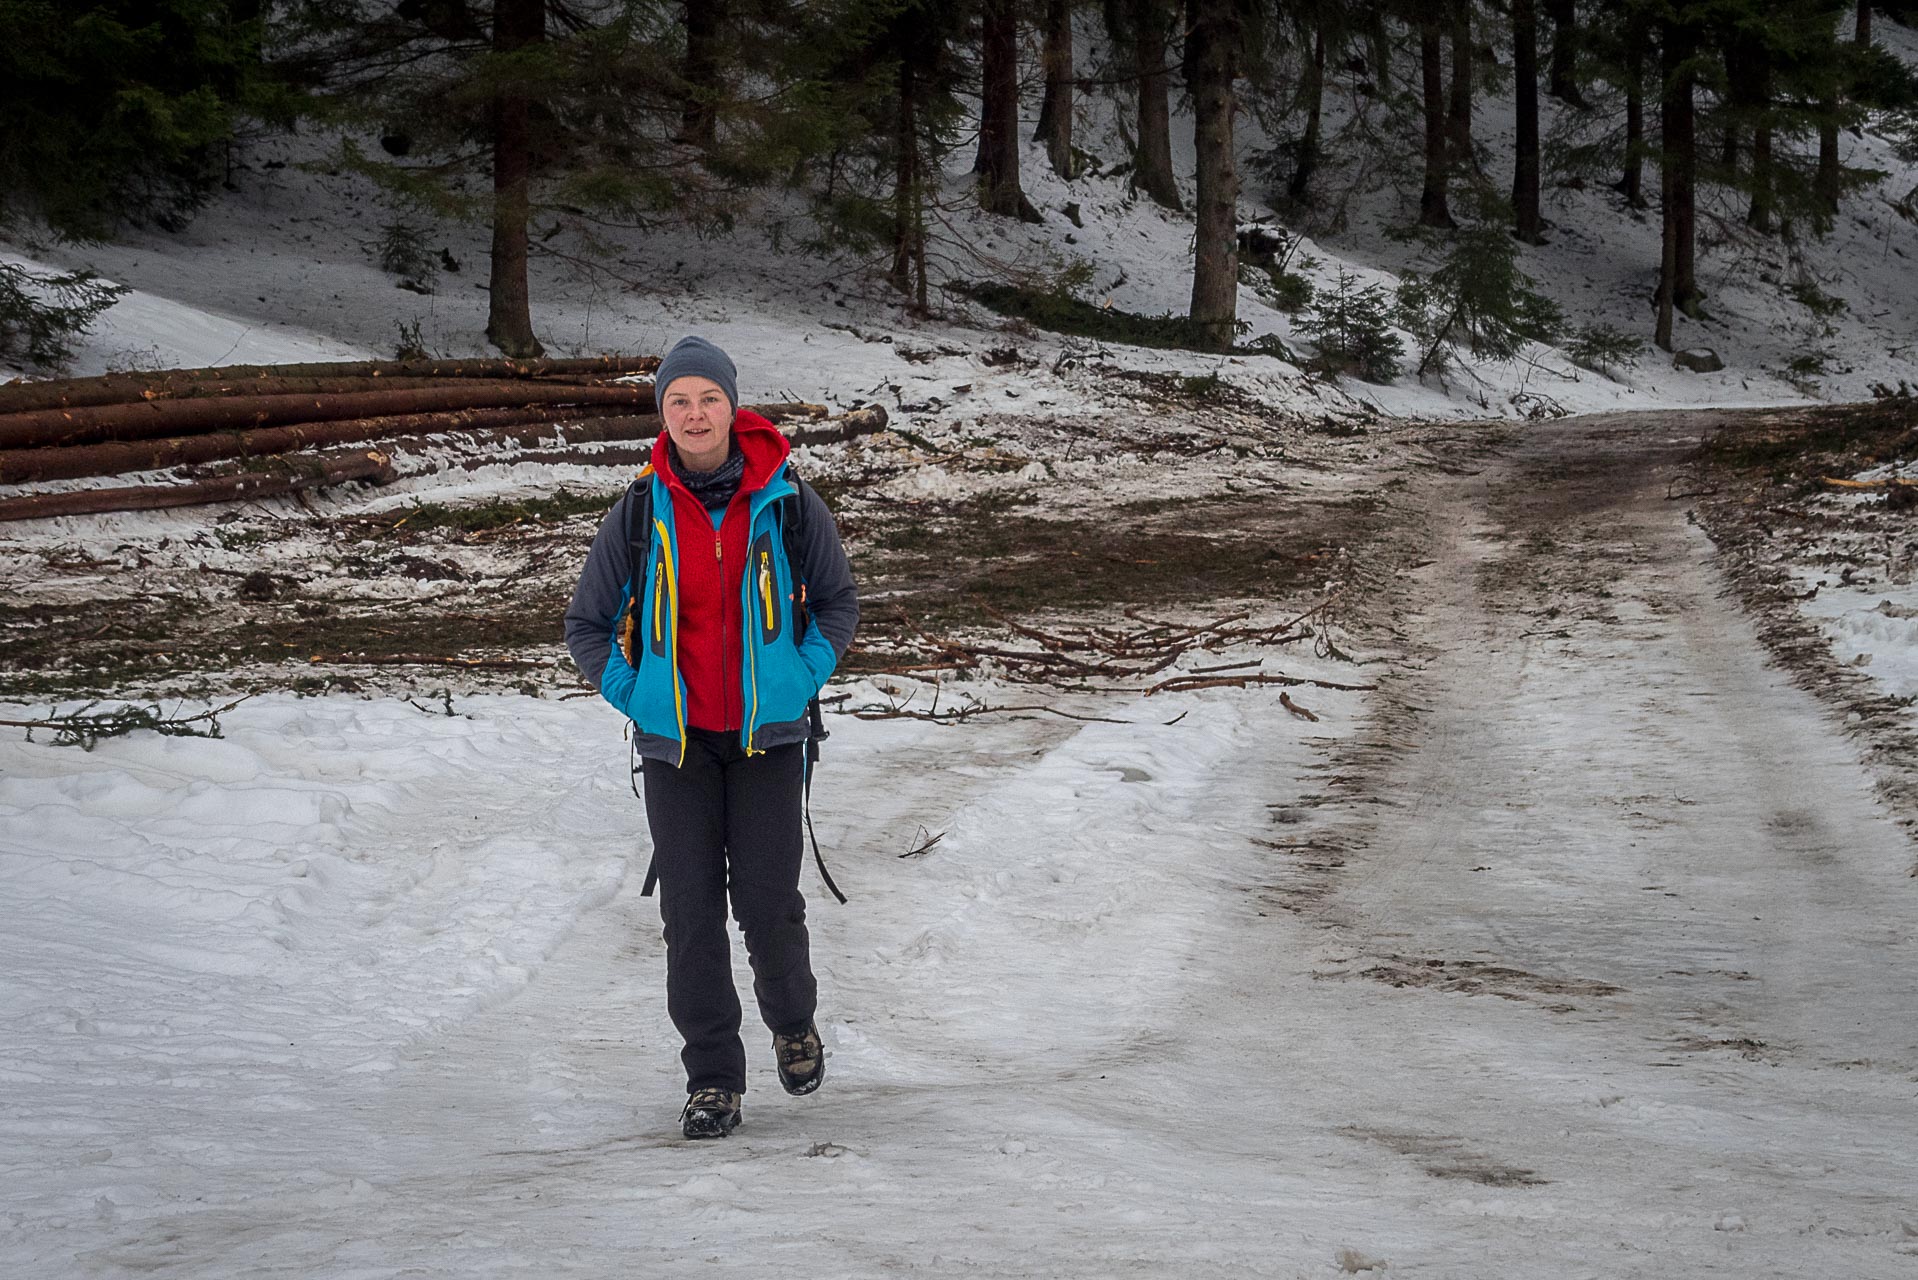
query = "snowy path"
xmin=1267 ymin=418 xmax=1918 ymax=1275
xmin=5 ymin=417 xmax=1918 ymax=1277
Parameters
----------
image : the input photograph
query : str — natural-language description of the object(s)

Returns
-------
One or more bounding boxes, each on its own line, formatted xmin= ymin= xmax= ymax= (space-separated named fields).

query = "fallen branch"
xmin=0 ymin=693 xmax=254 ymax=750
xmin=898 ymin=827 xmax=945 ymax=858
xmin=305 ymin=652 xmax=547 ymax=670
xmin=1280 ymin=692 xmax=1320 ymax=722
xmin=1143 ymin=672 xmax=1376 ymax=696
xmin=850 ymin=701 xmax=1130 ymax=724
xmin=1820 ymin=476 xmax=1918 ymax=490
xmin=0 ymin=450 xmax=396 ymax=523
xmin=0 ymin=372 xmax=631 ymax=416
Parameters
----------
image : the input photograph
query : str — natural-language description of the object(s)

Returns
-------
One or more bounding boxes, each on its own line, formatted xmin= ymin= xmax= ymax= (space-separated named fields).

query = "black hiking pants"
xmin=640 ymin=727 xmax=816 ymax=1095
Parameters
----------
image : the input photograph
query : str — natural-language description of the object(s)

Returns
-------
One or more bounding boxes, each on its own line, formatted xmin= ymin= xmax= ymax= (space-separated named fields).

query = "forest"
xmin=4 ymin=0 xmax=1918 ymax=375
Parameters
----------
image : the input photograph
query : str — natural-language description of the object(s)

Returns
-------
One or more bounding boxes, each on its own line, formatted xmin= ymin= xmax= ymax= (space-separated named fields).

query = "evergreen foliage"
xmin=1298 ymin=268 xmax=1404 ymax=383
xmin=6 ymin=0 xmax=1918 ymax=369
xmin=0 ymin=263 xmax=128 ymax=368
xmin=1394 ymin=213 xmax=1564 ymax=377
xmin=956 ymin=278 xmax=1250 ymax=353
xmin=377 ymin=221 xmax=438 ymax=292
xmin=0 ymin=0 xmax=274 ymax=240
xmin=1566 ymin=322 xmax=1648 ymax=376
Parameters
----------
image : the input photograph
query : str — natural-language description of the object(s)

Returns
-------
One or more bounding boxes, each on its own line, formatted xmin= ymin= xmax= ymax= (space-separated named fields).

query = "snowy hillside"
xmin=12 ymin=21 xmax=1918 ymax=420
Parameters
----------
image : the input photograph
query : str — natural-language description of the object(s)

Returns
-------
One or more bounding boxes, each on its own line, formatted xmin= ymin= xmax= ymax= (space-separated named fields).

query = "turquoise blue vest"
xmin=598 ymin=461 xmax=836 ymax=765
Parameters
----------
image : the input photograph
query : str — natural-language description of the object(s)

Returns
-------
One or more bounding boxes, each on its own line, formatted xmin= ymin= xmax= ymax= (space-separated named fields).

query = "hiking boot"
xmin=680 ymin=1088 xmax=741 ymax=1139
xmin=773 ymin=1021 xmax=825 ymax=1096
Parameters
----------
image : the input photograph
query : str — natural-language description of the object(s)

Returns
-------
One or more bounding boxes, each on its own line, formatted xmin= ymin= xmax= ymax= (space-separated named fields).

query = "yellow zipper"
xmin=743 ymin=546 xmax=763 ymax=755
xmin=651 ymin=561 xmax=663 ymax=644
xmin=654 ymin=517 xmax=686 ymax=766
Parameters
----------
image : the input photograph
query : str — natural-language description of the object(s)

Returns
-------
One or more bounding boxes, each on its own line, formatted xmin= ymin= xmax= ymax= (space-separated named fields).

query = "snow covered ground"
xmin=6 ymin=24 xmax=1918 ymax=1279
xmin=6 ymin=417 xmax=1918 ymax=1277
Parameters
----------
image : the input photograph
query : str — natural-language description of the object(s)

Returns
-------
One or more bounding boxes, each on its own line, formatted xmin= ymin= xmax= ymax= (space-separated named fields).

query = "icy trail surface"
xmin=4 ymin=418 xmax=1917 ymax=1278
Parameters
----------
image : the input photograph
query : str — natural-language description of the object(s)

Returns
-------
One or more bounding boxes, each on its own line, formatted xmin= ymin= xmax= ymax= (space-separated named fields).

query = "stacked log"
xmin=0 ymin=353 xmax=891 ymax=522
xmin=0 ymin=451 xmax=397 ymax=523
xmin=0 ymin=381 xmax=659 ymax=450
xmin=0 ymin=355 xmax=659 ymax=414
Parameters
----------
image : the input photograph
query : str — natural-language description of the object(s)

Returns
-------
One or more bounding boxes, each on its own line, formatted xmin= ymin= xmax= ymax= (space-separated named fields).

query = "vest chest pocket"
xmin=752 ymin=531 xmax=784 ymax=645
xmin=648 ymin=557 xmax=668 ymax=659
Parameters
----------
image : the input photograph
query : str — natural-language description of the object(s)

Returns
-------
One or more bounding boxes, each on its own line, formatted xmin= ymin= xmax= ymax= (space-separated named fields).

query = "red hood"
xmin=653 ymin=409 xmax=790 ymax=499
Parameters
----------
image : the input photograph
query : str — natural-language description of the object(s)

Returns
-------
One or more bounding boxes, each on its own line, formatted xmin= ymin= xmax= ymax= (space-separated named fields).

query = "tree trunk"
xmin=1812 ymin=0 xmax=1871 ymax=219
xmin=976 ymin=0 xmax=1041 ymax=220
xmin=1447 ymin=0 xmax=1475 ymax=173
xmin=1749 ymin=118 xmax=1774 ymax=233
xmin=1736 ymin=35 xmax=1774 ymax=232
xmin=1034 ymin=0 xmax=1077 ymax=178
xmin=1185 ymin=0 xmax=1240 ymax=351
xmin=486 ymin=0 xmax=545 ymax=359
xmin=1815 ymin=111 xmax=1841 ymax=215
xmin=890 ymin=56 xmax=926 ymax=305
xmin=0 ymin=402 xmax=852 ymax=486
xmin=1418 ymin=11 xmax=1454 ymax=228
xmin=678 ymin=0 xmax=722 ymax=148
xmin=1655 ymin=17 xmax=1698 ymax=351
xmin=1545 ymin=0 xmax=1584 ymax=105
xmin=1513 ymin=0 xmax=1541 ymax=241
xmin=1287 ymin=27 xmax=1325 ymax=206
xmin=1620 ymin=16 xmax=1646 ymax=208
xmin=1134 ymin=8 xmax=1184 ymax=210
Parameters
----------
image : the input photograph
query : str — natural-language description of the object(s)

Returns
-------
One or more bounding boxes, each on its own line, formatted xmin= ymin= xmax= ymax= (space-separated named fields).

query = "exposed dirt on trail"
xmin=1227 ymin=408 xmax=1918 ymax=1273
xmin=0 ymin=403 xmax=1400 ymax=701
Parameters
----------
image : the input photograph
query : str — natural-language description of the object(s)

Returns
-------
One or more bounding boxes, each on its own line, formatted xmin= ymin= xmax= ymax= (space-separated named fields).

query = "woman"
xmin=564 ymin=335 xmax=859 ymax=1139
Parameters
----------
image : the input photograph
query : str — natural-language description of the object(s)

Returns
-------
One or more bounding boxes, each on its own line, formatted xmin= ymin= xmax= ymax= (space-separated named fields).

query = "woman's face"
xmin=662 ymin=375 xmax=734 ymax=472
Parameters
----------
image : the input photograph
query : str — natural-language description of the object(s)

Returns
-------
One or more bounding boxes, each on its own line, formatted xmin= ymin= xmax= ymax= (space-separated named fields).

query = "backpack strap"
xmin=621 ymin=466 xmax=665 ymax=899
xmin=622 ymin=465 xmax=655 ymax=660
xmin=779 ymin=467 xmax=846 ymax=903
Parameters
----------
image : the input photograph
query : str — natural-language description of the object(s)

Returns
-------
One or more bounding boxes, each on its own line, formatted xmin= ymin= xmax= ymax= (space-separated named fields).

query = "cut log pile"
xmin=0 ymin=355 xmax=890 ymax=522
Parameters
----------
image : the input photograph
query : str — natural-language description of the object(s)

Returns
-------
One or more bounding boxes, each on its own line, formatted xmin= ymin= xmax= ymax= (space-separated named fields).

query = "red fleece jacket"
xmin=651 ymin=410 xmax=792 ymax=733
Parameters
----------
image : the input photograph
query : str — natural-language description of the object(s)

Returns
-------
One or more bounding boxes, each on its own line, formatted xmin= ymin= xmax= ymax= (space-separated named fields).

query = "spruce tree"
xmin=1514 ymin=0 xmax=1544 ymax=241
xmin=779 ymin=0 xmax=969 ymax=308
xmin=1103 ymin=0 xmax=1185 ymax=210
xmin=1033 ymin=0 xmax=1080 ymax=178
xmin=976 ymin=0 xmax=1043 ymax=220
xmin=0 ymin=1 xmax=269 ymax=364
xmin=1186 ymin=0 xmax=1257 ymax=350
xmin=486 ymin=0 xmax=544 ymax=357
xmin=0 ymin=0 xmax=273 ymax=240
xmin=291 ymin=1 xmax=740 ymax=356
xmin=1413 ymin=0 xmax=1456 ymax=227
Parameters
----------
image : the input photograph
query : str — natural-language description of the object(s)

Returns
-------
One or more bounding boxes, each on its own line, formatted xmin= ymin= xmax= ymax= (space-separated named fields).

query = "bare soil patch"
xmin=0 ymin=403 xmax=1394 ymax=701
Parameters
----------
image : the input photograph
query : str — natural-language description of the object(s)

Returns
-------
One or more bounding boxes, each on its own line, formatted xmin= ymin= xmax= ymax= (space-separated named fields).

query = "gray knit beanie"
xmin=654 ymin=335 xmax=739 ymax=417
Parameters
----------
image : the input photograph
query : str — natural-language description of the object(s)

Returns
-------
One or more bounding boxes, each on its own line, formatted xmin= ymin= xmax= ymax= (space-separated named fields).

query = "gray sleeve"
xmin=563 ymin=492 xmax=637 ymax=686
xmin=795 ymin=481 xmax=859 ymax=659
